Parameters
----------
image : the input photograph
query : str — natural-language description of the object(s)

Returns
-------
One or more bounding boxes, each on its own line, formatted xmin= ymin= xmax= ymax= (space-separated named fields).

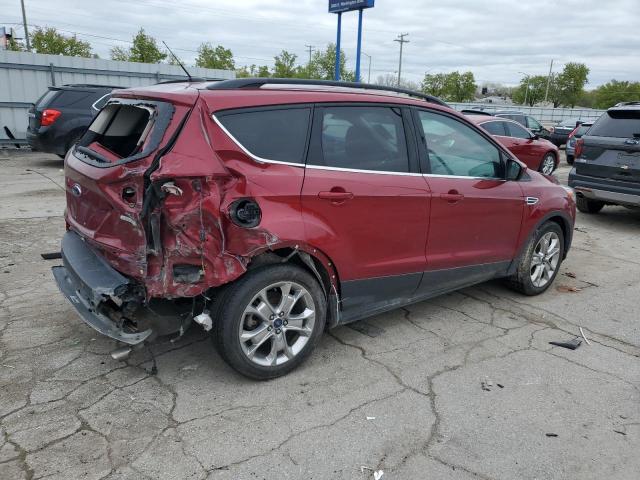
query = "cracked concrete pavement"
xmin=1 ymin=149 xmax=639 ymax=479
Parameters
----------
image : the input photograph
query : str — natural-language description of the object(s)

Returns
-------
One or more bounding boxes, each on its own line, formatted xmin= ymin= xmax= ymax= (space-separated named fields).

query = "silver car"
xmin=566 ymin=122 xmax=593 ymax=164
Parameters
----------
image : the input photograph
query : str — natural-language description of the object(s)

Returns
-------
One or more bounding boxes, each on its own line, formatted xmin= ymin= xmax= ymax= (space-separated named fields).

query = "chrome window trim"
xmin=423 ymin=173 xmax=505 ymax=181
xmin=91 ymin=93 xmax=111 ymax=112
xmin=211 ymin=113 xmax=306 ymax=168
xmin=306 ymin=164 xmax=423 ymax=177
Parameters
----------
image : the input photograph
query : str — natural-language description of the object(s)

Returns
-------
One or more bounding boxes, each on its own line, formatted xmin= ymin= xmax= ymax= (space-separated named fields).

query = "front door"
xmin=301 ymin=105 xmax=431 ymax=322
xmin=413 ymin=109 xmax=524 ymax=294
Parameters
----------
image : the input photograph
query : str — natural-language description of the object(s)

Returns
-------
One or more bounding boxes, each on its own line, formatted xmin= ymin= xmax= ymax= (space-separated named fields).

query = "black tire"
xmin=506 ymin=222 xmax=565 ymax=296
xmin=213 ymin=264 xmax=326 ymax=380
xmin=576 ymin=196 xmax=604 ymax=214
xmin=566 ymin=155 xmax=574 ymax=165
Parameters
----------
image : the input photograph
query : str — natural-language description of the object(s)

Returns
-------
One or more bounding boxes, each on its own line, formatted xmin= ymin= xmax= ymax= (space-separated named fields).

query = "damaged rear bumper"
xmin=52 ymin=231 xmax=152 ymax=345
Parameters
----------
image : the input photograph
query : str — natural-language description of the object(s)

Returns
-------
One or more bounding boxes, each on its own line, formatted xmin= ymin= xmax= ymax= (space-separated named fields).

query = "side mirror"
xmin=506 ymin=159 xmax=523 ymax=181
xmin=532 ymin=134 xmax=540 ymax=140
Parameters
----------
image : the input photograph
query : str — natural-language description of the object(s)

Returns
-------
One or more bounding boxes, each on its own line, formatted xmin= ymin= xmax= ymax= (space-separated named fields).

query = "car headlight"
xmin=562 ymin=186 xmax=576 ymax=201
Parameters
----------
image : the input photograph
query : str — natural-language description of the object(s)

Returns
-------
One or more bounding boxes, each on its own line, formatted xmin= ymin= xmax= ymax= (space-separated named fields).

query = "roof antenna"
xmin=162 ymin=41 xmax=193 ymax=81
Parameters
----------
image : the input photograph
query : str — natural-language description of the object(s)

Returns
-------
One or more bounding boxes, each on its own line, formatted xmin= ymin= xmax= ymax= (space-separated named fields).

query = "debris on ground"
xmin=549 ymin=338 xmax=582 ymax=350
xmin=366 ymin=416 xmax=376 ymax=420
xmin=181 ymin=364 xmax=200 ymax=371
xmin=373 ymin=471 xmax=384 ymax=480
xmin=613 ymin=430 xmax=627 ymax=436
xmin=497 ymin=383 xmax=504 ymax=389
xmin=557 ymin=285 xmax=582 ymax=293
xmin=545 ymin=433 xmax=559 ymax=437
xmin=481 ymin=379 xmax=493 ymax=391
xmin=40 ymin=252 xmax=62 ymax=260
xmin=564 ymin=272 xmax=577 ymax=278
xmin=579 ymin=327 xmax=592 ymax=346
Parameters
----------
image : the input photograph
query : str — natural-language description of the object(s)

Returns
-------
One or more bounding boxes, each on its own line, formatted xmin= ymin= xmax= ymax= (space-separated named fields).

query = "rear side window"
xmin=588 ymin=110 xmax=640 ymax=138
xmin=317 ymin=106 xmax=409 ymax=173
xmin=218 ymin=108 xmax=311 ymax=164
xmin=482 ymin=121 xmax=508 ymax=136
xmin=79 ymin=104 xmax=153 ymax=160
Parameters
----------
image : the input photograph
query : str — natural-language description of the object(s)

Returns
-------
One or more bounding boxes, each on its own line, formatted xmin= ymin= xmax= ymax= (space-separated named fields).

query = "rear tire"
xmin=576 ymin=196 xmax=604 ymax=214
xmin=213 ymin=264 xmax=326 ymax=380
xmin=506 ymin=222 xmax=564 ymax=296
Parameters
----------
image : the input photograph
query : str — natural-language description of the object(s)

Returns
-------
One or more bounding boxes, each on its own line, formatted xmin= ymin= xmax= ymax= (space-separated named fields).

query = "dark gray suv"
xmin=569 ymin=102 xmax=640 ymax=213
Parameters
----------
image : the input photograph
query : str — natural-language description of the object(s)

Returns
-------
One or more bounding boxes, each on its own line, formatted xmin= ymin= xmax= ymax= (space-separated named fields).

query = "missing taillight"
xmin=40 ymin=109 xmax=61 ymax=126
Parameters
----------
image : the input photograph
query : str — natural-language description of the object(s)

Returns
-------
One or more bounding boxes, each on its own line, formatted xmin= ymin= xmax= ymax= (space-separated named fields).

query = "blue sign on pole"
xmin=329 ymin=0 xmax=375 ymax=14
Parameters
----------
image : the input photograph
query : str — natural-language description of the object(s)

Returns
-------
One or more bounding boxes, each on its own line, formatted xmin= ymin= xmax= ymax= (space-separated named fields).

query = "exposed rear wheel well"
xmin=546 ymin=216 xmax=570 ymax=258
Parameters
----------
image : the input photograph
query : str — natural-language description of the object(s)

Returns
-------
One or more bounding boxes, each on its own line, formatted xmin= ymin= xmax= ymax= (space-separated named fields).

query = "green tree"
xmin=307 ymin=43 xmax=354 ymax=81
xmin=512 ymin=75 xmax=548 ymax=106
xmin=30 ymin=27 xmax=92 ymax=57
xmin=236 ymin=64 xmax=270 ymax=78
xmin=273 ymin=50 xmax=298 ymax=78
xmin=110 ymin=29 xmax=166 ymax=63
xmin=195 ymin=43 xmax=235 ymax=70
xmin=421 ymin=71 xmax=477 ymax=102
xmin=592 ymin=80 xmax=640 ymax=109
xmin=556 ymin=62 xmax=590 ymax=107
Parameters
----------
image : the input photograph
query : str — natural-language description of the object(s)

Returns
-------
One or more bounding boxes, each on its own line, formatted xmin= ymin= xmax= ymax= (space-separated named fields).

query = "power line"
xmin=305 ymin=44 xmax=315 ymax=73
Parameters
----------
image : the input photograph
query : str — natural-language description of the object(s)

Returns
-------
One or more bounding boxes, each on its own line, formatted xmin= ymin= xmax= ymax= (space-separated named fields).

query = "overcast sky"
xmin=3 ymin=0 xmax=639 ymax=87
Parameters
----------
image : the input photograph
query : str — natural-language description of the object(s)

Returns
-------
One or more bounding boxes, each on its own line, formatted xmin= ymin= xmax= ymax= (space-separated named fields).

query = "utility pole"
xmin=544 ymin=59 xmax=554 ymax=103
xmin=394 ymin=33 xmax=409 ymax=87
xmin=20 ymin=0 xmax=31 ymax=51
xmin=305 ymin=44 xmax=315 ymax=75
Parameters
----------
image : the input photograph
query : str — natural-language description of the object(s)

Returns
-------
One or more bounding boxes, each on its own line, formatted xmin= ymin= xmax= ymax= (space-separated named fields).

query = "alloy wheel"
xmin=530 ymin=232 xmax=561 ymax=288
xmin=238 ymin=281 xmax=316 ymax=367
xmin=541 ymin=154 xmax=556 ymax=175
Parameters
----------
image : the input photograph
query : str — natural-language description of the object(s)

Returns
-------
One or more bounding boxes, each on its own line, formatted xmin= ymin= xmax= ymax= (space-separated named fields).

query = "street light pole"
xmin=394 ymin=33 xmax=409 ymax=87
xmin=361 ymin=52 xmax=372 ymax=83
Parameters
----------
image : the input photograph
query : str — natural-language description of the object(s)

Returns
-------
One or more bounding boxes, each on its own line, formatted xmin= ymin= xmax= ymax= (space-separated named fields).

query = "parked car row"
xmin=51 ymin=78 xmax=576 ymax=379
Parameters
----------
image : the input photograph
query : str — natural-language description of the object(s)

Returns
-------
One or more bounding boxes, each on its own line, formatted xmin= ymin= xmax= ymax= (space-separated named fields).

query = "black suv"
xmin=27 ymin=84 xmax=121 ymax=158
xmin=569 ymin=103 xmax=640 ymax=213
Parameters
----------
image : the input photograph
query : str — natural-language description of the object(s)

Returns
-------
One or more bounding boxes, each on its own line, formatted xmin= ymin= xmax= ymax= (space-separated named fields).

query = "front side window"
xmin=527 ymin=116 xmax=543 ymax=131
xmin=317 ymin=106 xmax=409 ymax=173
xmin=506 ymin=122 xmax=532 ymax=140
xmin=417 ymin=110 xmax=503 ymax=178
xmin=217 ymin=108 xmax=311 ymax=164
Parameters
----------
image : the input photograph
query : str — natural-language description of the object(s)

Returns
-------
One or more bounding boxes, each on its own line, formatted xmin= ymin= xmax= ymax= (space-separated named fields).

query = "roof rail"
xmin=460 ymin=109 xmax=493 ymax=116
xmin=60 ymin=84 xmax=125 ymax=89
xmin=157 ymin=77 xmax=207 ymax=84
xmin=206 ymin=78 xmax=449 ymax=107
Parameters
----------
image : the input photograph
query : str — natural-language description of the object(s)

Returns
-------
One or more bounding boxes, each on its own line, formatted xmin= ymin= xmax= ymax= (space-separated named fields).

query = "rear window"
xmin=50 ymin=90 xmax=94 ymax=109
xmin=588 ymin=110 xmax=640 ymax=138
xmin=217 ymin=108 xmax=311 ymax=164
xmin=35 ymin=89 xmax=59 ymax=108
xmin=78 ymin=103 xmax=154 ymax=161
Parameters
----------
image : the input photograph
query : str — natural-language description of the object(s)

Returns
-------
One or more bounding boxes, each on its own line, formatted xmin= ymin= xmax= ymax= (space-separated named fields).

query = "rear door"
xmin=413 ymin=109 xmax=523 ymax=292
xmin=301 ymin=104 xmax=430 ymax=320
xmin=576 ymin=109 xmax=640 ymax=184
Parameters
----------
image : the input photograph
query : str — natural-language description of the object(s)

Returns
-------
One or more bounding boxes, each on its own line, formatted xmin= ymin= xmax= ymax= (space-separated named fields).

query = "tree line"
xmin=7 ymin=27 xmax=638 ymax=109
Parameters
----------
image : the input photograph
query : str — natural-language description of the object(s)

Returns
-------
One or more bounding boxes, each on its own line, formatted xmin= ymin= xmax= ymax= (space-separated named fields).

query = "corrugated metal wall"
xmin=0 ymin=50 xmax=236 ymax=143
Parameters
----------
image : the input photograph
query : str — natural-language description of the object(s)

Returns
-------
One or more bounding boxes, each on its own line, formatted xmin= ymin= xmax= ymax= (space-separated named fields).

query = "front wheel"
xmin=506 ymin=222 xmax=564 ymax=296
xmin=539 ymin=153 xmax=557 ymax=175
xmin=213 ymin=264 xmax=326 ymax=380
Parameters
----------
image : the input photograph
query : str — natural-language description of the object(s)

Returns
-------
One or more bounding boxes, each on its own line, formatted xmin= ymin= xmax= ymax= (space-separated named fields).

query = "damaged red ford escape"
xmin=53 ymin=78 xmax=576 ymax=379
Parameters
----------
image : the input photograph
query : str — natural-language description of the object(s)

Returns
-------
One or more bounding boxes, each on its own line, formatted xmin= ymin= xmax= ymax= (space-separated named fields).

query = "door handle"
xmin=318 ymin=190 xmax=354 ymax=201
xmin=440 ymin=190 xmax=464 ymax=203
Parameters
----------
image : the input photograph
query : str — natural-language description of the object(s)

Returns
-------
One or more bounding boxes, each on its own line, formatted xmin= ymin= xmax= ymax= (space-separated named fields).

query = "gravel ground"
xmin=1 ymin=149 xmax=639 ymax=480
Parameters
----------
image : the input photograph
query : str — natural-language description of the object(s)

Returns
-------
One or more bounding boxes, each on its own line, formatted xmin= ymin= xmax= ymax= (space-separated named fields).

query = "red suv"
xmin=53 ymin=79 xmax=576 ymax=379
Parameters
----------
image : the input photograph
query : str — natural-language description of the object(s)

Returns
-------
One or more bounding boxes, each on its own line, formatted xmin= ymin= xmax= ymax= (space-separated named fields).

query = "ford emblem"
xmin=71 ymin=183 xmax=82 ymax=197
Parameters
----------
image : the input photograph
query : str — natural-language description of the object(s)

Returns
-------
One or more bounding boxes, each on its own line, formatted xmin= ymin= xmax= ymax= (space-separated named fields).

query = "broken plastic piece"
xmin=374 ymin=470 xmax=384 ymax=480
xmin=545 ymin=433 xmax=558 ymax=437
xmin=579 ymin=327 xmax=591 ymax=346
xmin=41 ymin=252 xmax=62 ymax=260
xmin=161 ymin=181 xmax=183 ymax=196
xmin=366 ymin=416 xmax=376 ymax=420
xmin=194 ymin=310 xmax=213 ymax=332
xmin=549 ymin=338 xmax=582 ymax=350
